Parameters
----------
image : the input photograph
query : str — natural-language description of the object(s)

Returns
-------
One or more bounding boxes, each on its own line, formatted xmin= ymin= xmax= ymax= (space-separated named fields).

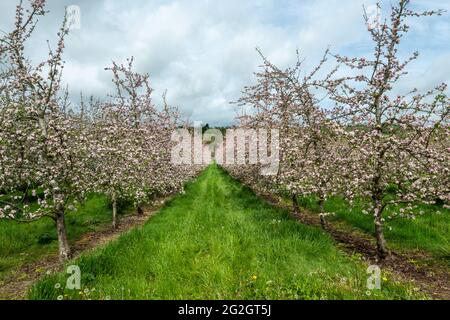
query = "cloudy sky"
xmin=1 ymin=0 xmax=449 ymax=125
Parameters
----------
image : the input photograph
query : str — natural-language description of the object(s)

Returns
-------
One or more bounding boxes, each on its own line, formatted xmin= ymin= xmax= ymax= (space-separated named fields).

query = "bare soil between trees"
xmin=256 ymin=190 xmax=450 ymax=300
xmin=0 ymin=198 xmax=171 ymax=300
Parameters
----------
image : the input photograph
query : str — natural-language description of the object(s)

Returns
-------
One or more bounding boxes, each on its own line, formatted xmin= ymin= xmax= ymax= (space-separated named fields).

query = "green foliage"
xmin=37 ymin=233 xmax=56 ymax=245
xmin=106 ymin=196 xmax=133 ymax=213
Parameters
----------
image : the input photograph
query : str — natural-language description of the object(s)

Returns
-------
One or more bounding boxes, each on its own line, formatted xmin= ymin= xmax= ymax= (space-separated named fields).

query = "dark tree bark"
xmin=112 ymin=192 xmax=118 ymax=229
xmin=318 ymin=197 xmax=327 ymax=230
xmin=292 ymin=194 xmax=300 ymax=216
xmin=55 ymin=209 xmax=72 ymax=261
xmin=374 ymin=200 xmax=390 ymax=259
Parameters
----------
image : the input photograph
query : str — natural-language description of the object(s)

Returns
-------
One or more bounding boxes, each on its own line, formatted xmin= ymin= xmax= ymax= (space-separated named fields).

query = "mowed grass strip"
xmin=30 ymin=165 xmax=424 ymax=300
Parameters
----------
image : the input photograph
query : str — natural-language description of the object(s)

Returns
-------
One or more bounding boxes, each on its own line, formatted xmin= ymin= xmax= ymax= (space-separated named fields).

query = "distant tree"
xmin=202 ymin=123 xmax=210 ymax=134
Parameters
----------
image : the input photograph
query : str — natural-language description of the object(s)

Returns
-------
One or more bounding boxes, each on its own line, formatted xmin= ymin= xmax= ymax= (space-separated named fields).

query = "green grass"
xmin=298 ymin=196 xmax=450 ymax=264
xmin=30 ymin=165 xmax=424 ymax=300
xmin=0 ymin=195 xmax=125 ymax=282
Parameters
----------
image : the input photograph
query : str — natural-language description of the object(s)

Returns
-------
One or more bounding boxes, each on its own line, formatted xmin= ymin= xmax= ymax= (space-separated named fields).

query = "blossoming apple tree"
xmin=0 ymin=1 xmax=93 ymax=260
xmin=324 ymin=0 xmax=449 ymax=258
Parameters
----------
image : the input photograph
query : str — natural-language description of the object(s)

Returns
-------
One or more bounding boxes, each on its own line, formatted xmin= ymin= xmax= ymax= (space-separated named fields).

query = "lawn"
xmin=30 ymin=165 xmax=424 ymax=300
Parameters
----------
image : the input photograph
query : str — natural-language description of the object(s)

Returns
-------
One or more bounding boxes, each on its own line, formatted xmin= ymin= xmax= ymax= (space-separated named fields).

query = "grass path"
xmin=30 ymin=165 xmax=423 ymax=299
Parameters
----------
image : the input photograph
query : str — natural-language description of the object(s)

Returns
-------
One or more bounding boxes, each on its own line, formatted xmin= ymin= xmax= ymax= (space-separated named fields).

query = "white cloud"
xmin=0 ymin=0 xmax=448 ymax=125
xmin=62 ymin=62 xmax=109 ymax=97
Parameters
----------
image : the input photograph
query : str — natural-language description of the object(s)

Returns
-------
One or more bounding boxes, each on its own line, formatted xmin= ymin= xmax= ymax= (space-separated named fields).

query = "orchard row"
xmin=225 ymin=0 xmax=449 ymax=259
xmin=0 ymin=1 xmax=202 ymax=260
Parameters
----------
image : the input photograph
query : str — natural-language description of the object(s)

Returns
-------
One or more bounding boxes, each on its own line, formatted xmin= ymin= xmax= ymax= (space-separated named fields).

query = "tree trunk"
xmin=112 ymin=192 xmax=118 ymax=229
xmin=318 ymin=197 xmax=327 ymax=230
xmin=137 ymin=205 xmax=144 ymax=216
xmin=292 ymin=194 xmax=300 ymax=216
xmin=374 ymin=201 xmax=389 ymax=260
xmin=56 ymin=209 xmax=72 ymax=261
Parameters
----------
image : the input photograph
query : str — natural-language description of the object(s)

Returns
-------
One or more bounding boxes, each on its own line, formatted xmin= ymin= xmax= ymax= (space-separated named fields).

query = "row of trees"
xmin=0 ymin=1 xmax=201 ymax=260
xmin=225 ymin=0 xmax=449 ymax=259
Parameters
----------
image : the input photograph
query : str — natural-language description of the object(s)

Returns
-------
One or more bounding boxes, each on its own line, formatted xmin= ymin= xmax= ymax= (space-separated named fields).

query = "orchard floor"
xmin=30 ymin=165 xmax=425 ymax=300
